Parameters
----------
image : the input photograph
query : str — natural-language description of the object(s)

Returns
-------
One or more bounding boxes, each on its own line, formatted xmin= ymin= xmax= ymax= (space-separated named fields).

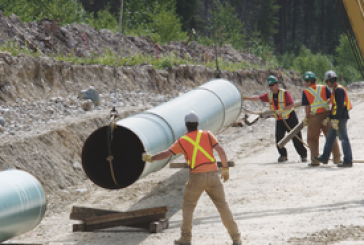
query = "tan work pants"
xmin=307 ymin=112 xmax=341 ymax=162
xmin=181 ymin=171 xmax=240 ymax=240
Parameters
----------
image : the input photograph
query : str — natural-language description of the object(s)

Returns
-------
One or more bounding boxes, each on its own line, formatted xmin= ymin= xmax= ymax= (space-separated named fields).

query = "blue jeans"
xmin=322 ymin=118 xmax=352 ymax=164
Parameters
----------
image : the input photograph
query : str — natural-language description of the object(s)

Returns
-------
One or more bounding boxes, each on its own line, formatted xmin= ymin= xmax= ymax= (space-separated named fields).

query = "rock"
xmin=79 ymin=86 xmax=100 ymax=106
xmin=81 ymin=100 xmax=93 ymax=111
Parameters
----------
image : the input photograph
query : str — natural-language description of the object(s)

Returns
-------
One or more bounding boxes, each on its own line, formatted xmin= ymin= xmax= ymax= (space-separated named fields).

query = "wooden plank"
xmin=70 ymin=206 xmax=121 ymax=221
xmin=73 ymin=223 xmax=86 ymax=232
xmin=169 ymin=161 xmax=235 ymax=168
xmin=149 ymin=218 xmax=169 ymax=233
xmin=85 ymin=206 xmax=168 ymax=226
xmin=81 ymin=213 xmax=166 ymax=232
xmin=277 ymin=121 xmax=304 ymax=149
xmin=244 ymin=114 xmax=260 ymax=126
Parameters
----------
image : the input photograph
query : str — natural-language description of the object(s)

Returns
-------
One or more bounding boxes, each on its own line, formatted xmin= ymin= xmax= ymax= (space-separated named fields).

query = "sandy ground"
xmin=5 ymin=91 xmax=364 ymax=245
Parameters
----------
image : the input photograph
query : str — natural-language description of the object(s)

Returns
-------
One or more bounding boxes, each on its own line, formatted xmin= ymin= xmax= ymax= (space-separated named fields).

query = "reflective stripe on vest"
xmin=304 ymin=85 xmax=330 ymax=115
xmin=268 ymin=90 xmax=293 ymax=120
xmin=331 ymin=85 xmax=353 ymax=116
xmin=181 ymin=130 xmax=215 ymax=169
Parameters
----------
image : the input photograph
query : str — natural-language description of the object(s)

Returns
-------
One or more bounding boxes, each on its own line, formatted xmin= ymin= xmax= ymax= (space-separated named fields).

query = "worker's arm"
xmin=244 ymin=96 xmax=261 ymax=102
xmin=213 ymin=143 xmax=228 ymax=168
xmin=142 ymin=150 xmax=173 ymax=162
xmin=152 ymin=150 xmax=173 ymax=161
xmin=282 ymin=102 xmax=294 ymax=111
xmin=305 ymin=105 xmax=311 ymax=118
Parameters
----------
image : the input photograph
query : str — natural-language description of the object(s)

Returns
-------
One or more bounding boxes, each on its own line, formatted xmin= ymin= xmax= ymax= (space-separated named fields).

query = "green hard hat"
xmin=303 ymin=71 xmax=316 ymax=81
xmin=267 ymin=75 xmax=278 ymax=86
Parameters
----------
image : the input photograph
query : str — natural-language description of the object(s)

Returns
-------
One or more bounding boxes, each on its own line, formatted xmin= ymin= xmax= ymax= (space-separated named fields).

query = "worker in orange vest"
xmin=301 ymin=71 xmax=341 ymax=167
xmin=315 ymin=70 xmax=353 ymax=167
xmin=245 ymin=75 xmax=307 ymax=163
xmin=142 ymin=111 xmax=242 ymax=245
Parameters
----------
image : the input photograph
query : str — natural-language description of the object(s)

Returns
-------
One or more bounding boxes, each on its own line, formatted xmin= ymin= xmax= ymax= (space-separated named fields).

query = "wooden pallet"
xmin=70 ymin=205 xmax=169 ymax=233
xmin=169 ymin=161 xmax=235 ymax=168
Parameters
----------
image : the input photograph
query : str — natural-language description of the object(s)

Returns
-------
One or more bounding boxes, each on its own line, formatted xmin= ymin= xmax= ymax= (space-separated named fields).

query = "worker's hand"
xmin=275 ymin=109 xmax=285 ymax=115
xmin=142 ymin=153 xmax=153 ymax=163
xmin=322 ymin=117 xmax=330 ymax=127
xmin=221 ymin=167 xmax=229 ymax=183
xmin=332 ymin=119 xmax=339 ymax=130
xmin=303 ymin=118 xmax=309 ymax=127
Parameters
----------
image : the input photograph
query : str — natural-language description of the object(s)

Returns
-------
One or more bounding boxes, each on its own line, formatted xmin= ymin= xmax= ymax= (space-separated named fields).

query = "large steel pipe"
xmin=82 ymin=79 xmax=242 ymax=189
xmin=0 ymin=169 xmax=46 ymax=242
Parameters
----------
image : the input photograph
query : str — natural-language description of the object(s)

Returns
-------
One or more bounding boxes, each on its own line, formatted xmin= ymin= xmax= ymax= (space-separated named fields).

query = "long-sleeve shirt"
xmin=330 ymin=86 xmax=349 ymax=119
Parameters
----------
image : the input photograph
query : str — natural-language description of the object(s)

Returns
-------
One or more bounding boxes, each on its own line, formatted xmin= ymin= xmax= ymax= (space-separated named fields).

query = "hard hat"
xmin=185 ymin=111 xmax=199 ymax=123
xmin=303 ymin=71 xmax=316 ymax=81
xmin=324 ymin=70 xmax=337 ymax=81
xmin=267 ymin=75 xmax=278 ymax=86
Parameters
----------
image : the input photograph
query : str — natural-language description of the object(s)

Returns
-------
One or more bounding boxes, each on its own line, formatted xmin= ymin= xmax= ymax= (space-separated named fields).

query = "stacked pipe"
xmin=0 ymin=169 xmax=47 ymax=242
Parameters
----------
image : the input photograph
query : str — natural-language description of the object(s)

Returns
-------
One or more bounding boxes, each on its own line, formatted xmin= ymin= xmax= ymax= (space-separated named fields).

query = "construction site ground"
xmin=2 ymin=91 xmax=363 ymax=245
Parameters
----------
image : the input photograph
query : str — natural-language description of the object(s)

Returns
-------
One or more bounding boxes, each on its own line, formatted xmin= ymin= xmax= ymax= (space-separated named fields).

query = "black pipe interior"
xmin=82 ymin=126 xmax=145 ymax=189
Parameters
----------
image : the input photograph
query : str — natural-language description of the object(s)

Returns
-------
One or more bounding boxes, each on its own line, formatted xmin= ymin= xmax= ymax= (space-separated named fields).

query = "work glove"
xmin=303 ymin=118 xmax=309 ymax=127
xmin=221 ymin=167 xmax=229 ymax=183
xmin=331 ymin=119 xmax=339 ymax=130
xmin=322 ymin=117 xmax=330 ymax=127
xmin=275 ymin=109 xmax=285 ymax=115
xmin=142 ymin=153 xmax=153 ymax=163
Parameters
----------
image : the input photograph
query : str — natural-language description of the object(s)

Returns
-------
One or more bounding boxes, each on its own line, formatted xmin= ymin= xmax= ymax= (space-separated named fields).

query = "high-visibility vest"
xmin=268 ymin=89 xmax=293 ymax=120
xmin=303 ymin=85 xmax=330 ymax=115
xmin=178 ymin=130 xmax=216 ymax=169
xmin=331 ymin=85 xmax=353 ymax=116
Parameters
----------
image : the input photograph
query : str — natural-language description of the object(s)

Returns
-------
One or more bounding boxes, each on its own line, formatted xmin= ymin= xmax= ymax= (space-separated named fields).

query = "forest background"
xmin=0 ymin=0 xmax=363 ymax=84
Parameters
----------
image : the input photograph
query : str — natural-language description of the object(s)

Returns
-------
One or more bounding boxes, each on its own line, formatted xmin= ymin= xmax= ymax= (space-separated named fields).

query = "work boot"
xmin=337 ymin=162 xmax=353 ymax=168
xmin=232 ymin=238 xmax=242 ymax=245
xmin=278 ymin=156 xmax=288 ymax=162
xmin=314 ymin=155 xmax=328 ymax=164
xmin=231 ymin=233 xmax=242 ymax=245
xmin=174 ymin=232 xmax=192 ymax=245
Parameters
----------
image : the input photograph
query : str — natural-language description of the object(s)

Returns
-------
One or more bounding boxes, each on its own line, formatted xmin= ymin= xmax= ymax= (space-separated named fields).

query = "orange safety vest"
xmin=178 ymin=130 xmax=216 ymax=169
xmin=268 ymin=89 xmax=293 ymax=120
xmin=331 ymin=85 xmax=353 ymax=116
xmin=303 ymin=84 xmax=330 ymax=115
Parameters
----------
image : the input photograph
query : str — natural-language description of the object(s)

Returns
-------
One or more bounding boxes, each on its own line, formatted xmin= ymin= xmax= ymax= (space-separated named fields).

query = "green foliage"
xmin=256 ymin=0 xmax=280 ymax=44
xmin=144 ymin=2 xmax=187 ymax=44
xmin=214 ymin=2 xmax=246 ymax=50
xmin=335 ymin=34 xmax=359 ymax=70
xmin=87 ymin=4 xmax=118 ymax=32
xmin=0 ymin=0 xmax=89 ymax=25
xmin=291 ymin=46 xmax=334 ymax=82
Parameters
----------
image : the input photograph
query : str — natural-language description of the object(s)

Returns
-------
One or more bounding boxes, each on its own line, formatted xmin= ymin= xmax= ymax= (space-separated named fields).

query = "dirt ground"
xmin=2 ymin=90 xmax=364 ymax=245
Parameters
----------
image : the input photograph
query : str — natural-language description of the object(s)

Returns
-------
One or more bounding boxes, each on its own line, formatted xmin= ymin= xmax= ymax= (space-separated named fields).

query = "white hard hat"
xmin=324 ymin=70 xmax=337 ymax=81
xmin=185 ymin=111 xmax=199 ymax=123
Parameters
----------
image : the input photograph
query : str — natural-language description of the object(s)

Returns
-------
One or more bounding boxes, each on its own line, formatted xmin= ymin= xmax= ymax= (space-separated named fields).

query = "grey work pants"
xmin=181 ymin=171 xmax=240 ymax=239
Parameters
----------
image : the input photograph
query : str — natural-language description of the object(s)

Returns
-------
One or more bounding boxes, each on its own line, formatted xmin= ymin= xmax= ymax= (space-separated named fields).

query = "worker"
xmin=301 ymin=71 xmax=341 ymax=167
xmin=314 ymin=70 xmax=353 ymax=167
xmin=244 ymin=75 xmax=307 ymax=163
xmin=142 ymin=111 xmax=242 ymax=245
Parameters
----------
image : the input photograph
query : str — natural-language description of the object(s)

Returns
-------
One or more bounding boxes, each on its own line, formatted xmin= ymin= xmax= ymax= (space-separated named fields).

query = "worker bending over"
xmin=301 ymin=71 xmax=341 ymax=167
xmin=142 ymin=111 xmax=242 ymax=245
xmin=315 ymin=70 xmax=353 ymax=167
xmin=245 ymin=75 xmax=307 ymax=163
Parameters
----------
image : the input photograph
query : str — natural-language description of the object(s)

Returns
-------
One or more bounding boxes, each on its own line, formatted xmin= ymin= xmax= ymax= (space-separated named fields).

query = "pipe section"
xmin=82 ymin=79 xmax=242 ymax=189
xmin=0 ymin=169 xmax=46 ymax=242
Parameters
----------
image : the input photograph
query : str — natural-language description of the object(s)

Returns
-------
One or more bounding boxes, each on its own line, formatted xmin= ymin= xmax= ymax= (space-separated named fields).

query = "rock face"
xmin=0 ymin=11 xmax=263 ymax=65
